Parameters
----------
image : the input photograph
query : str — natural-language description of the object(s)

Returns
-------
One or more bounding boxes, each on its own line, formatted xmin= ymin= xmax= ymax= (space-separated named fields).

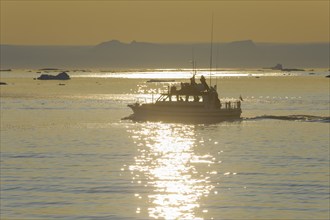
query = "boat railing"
xmin=134 ymin=97 xmax=147 ymax=104
xmin=222 ymin=100 xmax=241 ymax=110
xmin=134 ymin=93 xmax=160 ymax=104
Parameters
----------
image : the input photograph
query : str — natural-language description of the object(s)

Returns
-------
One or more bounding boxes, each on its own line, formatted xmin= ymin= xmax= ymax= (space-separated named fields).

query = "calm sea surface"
xmin=1 ymin=69 xmax=329 ymax=219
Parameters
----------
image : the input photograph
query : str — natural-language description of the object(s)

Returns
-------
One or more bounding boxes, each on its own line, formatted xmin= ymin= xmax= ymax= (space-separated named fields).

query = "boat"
xmin=127 ymin=16 xmax=242 ymax=123
xmin=127 ymin=74 xmax=242 ymax=123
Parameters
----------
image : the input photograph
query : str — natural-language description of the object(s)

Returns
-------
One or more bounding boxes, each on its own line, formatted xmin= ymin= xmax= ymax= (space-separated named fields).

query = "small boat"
xmin=128 ymin=16 xmax=241 ymax=123
xmin=127 ymin=75 xmax=242 ymax=123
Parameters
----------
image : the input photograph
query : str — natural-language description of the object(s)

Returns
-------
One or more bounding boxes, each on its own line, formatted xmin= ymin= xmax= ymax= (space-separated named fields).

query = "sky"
xmin=0 ymin=0 xmax=329 ymax=45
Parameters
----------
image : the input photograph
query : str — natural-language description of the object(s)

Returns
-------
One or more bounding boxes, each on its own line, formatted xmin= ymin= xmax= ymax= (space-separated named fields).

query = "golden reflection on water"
xmin=129 ymin=123 xmax=215 ymax=219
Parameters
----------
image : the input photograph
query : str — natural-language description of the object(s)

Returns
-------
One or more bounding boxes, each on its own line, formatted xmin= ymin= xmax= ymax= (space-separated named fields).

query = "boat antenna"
xmin=209 ymin=13 xmax=214 ymax=86
xmin=192 ymin=47 xmax=196 ymax=76
xmin=215 ymin=45 xmax=219 ymax=90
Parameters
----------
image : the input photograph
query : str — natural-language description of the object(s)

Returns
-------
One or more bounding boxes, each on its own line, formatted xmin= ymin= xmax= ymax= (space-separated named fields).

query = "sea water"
xmin=0 ymin=69 xmax=329 ymax=219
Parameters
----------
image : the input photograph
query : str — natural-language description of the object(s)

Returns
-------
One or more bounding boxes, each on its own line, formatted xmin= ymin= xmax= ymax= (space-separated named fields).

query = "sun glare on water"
xmin=72 ymin=69 xmax=275 ymax=79
xmin=128 ymin=123 xmax=215 ymax=219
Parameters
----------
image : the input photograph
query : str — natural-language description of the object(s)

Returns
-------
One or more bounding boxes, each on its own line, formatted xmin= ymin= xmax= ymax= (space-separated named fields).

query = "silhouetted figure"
xmin=200 ymin=75 xmax=210 ymax=91
xmin=190 ymin=74 xmax=197 ymax=86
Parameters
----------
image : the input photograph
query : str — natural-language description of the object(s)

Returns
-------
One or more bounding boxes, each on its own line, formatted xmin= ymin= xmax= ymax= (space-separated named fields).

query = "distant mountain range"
xmin=0 ymin=40 xmax=329 ymax=69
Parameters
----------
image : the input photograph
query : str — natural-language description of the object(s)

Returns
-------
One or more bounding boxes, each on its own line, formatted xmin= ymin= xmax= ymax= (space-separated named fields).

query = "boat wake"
xmin=124 ymin=114 xmax=329 ymax=124
xmin=246 ymin=115 xmax=330 ymax=123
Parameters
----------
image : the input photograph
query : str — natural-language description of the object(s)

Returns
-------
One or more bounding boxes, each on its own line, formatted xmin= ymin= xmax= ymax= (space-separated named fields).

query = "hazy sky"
xmin=1 ymin=0 xmax=329 ymax=45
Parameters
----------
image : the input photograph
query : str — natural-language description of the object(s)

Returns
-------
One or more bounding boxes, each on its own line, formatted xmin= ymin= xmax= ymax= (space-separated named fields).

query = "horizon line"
xmin=1 ymin=40 xmax=330 ymax=47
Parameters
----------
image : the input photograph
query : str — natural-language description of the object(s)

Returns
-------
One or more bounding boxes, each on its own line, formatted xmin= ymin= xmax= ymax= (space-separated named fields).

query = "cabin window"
xmin=188 ymin=96 xmax=195 ymax=102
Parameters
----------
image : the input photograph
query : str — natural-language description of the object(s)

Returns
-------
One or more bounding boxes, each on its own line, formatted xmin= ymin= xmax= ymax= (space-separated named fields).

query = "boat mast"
xmin=192 ymin=48 xmax=197 ymax=75
xmin=215 ymin=45 xmax=219 ymax=89
xmin=209 ymin=14 xmax=214 ymax=86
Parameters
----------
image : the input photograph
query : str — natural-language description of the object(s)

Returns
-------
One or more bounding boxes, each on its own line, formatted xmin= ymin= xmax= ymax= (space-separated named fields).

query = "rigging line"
xmin=209 ymin=13 xmax=214 ymax=86
xmin=215 ymin=36 xmax=220 ymax=90
xmin=191 ymin=47 xmax=196 ymax=75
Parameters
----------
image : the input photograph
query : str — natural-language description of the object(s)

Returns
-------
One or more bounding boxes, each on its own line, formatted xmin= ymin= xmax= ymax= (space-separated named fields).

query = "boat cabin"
xmin=155 ymin=75 xmax=241 ymax=110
